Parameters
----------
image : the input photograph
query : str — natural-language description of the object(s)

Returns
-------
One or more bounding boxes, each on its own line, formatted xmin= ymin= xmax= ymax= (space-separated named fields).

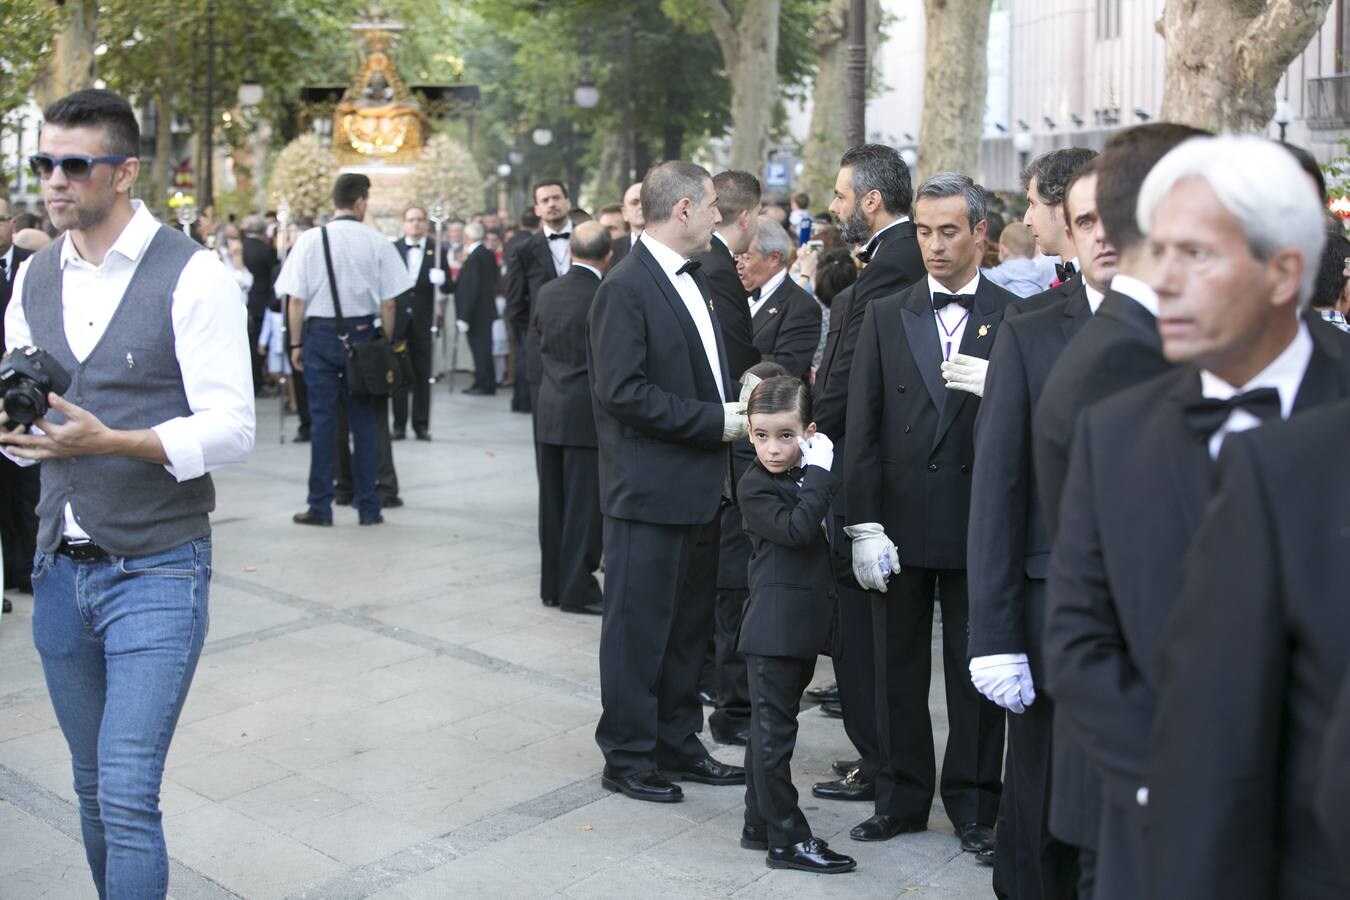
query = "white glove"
xmin=722 ymin=401 xmax=748 ymax=442
xmin=455 ymin=319 xmax=470 ymax=334
xmin=843 ymin=522 xmax=900 ymax=593
xmin=969 ymin=653 xmax=1036 ymax=713
xmin=797 ymin=433 xmax=834 ymax=471
xmin=941 ymin=353 xmax=989 ymax=398
xmin=428 ymin=268 xmax=447 ymax=286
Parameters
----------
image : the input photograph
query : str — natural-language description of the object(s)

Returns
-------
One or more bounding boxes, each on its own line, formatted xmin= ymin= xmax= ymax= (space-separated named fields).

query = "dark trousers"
xmin=536 ymin=442 xmax=602 ymax=609
xmin=336 ymin=393 xmax=399 ymax=502
xmin=596 ymin=515 xmax=718 ymax=775
xmin=996 ymin=693 xmax=1079 ymax=900
xmin=303 ymin=320 xmax=379 ymax=520
xmin=1093 ymin=798 xmax=1144 ymax=900
xmin=391 ymin=330 xmax=433 ymax=435
xmin=709 ymin=588 xmax=751 ymax=737
xmin=743 ymin=653 xmax=817 ymax=847
xmin=871 ymin=568 xmax=1004 ymax=829
xmin=510 ymin=324 xmax=530 ymax=412
xmin=467 ymin=323 xmax=495 ymax=393
xmin=0 ymin=457 xmax=39 ymax=588
xmin=292 ymin=368 xmax=311 ymax=433
xmin=833 ymin=579 xmax=880 ymax=779
xmin=247 ymin=312 xmax=265 ymax=393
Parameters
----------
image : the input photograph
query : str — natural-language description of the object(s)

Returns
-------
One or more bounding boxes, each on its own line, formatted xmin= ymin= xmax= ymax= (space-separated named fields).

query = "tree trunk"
xmin=706 ymin=0 xmax=782 ymax=174
xmin=1159 ymin=0 xmax=1332 ymax=131
xmin=800 ymin=0 xmax=882 ymax=207
xmin=917 ymin=0 xmax=992 ymax=181
xmin=151 ymin=88 xmax=174 ymax=216
xmin=33 ymin=0 xmax=98 ymax=109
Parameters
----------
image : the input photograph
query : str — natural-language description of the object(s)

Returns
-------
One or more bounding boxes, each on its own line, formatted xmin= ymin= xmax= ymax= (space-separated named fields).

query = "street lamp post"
xmin=202 ymin=0 xmax=216 ymax=211
xmin=1013 ymin=131 xmax=1034 ymax=177
xmin=1274 ymin=99 xmax=1294 ymax=143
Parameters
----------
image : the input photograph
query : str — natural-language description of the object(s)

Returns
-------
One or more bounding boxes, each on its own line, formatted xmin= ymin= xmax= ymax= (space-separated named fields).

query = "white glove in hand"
xmin=455 ymin=319 xmax=471 ymax=334
xmin=969 ymin=653 xmax=1036 ymax=713
xmin=843 ymin=522 xmax=900 ymax=593
xmin=941 ymin=353 xmax=989 ymax=399
xmin=797 ymin=433 xmax=834 ymax=471
xmin=428 ymin=268 xmax=447 ymax=286
xmin=722 ymin=402 xmax=748 ymax=442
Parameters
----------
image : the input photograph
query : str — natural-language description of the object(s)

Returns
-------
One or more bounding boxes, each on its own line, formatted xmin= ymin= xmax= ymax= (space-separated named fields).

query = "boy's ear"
xmin=805 ymin=422 xmax=817 ymax=439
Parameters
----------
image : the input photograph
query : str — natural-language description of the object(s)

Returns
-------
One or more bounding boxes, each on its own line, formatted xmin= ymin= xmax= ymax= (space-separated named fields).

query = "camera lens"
xmin=2 ymin=385 xmax=45 ymax=425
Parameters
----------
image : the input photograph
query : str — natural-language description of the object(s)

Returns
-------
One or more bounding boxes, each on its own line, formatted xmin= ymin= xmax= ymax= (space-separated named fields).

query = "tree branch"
xmin=1241 ymin=0 xmax=1332 ymax=77
xmin=702 ymin=0 xmax=739 ymax=60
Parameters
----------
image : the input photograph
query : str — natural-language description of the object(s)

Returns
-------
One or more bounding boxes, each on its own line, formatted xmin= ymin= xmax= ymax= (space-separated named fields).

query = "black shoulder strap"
xmin=319 ymin=225 xmax=347 ymax=339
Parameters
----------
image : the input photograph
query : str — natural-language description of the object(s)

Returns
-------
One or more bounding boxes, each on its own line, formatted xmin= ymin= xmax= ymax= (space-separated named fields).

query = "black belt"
xmin=56 ymin=539 xmax=108 ymax=562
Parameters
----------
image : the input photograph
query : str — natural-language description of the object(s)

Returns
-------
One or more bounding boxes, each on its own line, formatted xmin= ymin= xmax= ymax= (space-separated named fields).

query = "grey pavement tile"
xmin=245 ymin=723 xmax=370 ymax=771
xmin=0 ymin=800 xmax=83 ymax=876
xmin=0 ymin=703 xmax=58 ymax=743
xmin=287 ymin=802 xmax=446 ymax=867
xmin=3 ymin=854 xmax=101 ymax=899
xmin=366 ymin=853 xmax=562 ymax=899
xmin=163 ymin=803 xmax=281 ymax=868
xmin=0 ymin=723 xmax=74 ymax=777
xmin=223 ymin=772 xmax=360 ymax=832
xmin=188 ymin=832 xmax=345 ymax=900
xmin=166 ymin=748 xmax=294 ymax=802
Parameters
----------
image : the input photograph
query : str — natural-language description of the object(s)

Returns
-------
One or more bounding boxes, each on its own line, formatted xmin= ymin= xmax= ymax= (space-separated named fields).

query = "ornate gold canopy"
xmin=332 ymin=8 xmax=426 ymax=162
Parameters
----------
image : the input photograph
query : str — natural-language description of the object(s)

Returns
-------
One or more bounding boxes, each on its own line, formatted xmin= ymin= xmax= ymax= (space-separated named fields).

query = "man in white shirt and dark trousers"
xmin=0 ymin=89 xmax=255 ymax=899
xmin=278 ymin=173 xmax=412 ymax=526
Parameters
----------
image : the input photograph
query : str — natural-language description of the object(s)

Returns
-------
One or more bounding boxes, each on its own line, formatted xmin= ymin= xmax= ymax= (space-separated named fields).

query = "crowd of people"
xmin=4 ymin=86 xmax=1350 ymax=900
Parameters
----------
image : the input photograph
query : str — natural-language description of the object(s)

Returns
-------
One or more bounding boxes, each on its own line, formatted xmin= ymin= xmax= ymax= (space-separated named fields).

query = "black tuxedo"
xmin=1148 ymin=398 xmax=1350 ymax=900
xmin=1045 ymin=324 xmax=1350 ymax=900
xmin=241 ymin=236 xmax=279 ymax=393
xmin=588 ymin=240 xmax=734 ymax=776
xmin=1030 ymin=286 xmax=1169 ymax=857
xmin=506 ymin=230 xmax=563 ymax=411
xmin=845 ymin=275 xmax=1013 ymax=829
xmin=1319 ymin=671 xmax=1350 ymax=885
xmin=609 ymin=232 xmax=633 ymax=267
xmin=967 ymin=280 xmax=1089 ymax=900
xmin=532 ymin=266 xmax=603 ymax=610
xmin=0 ymin=245 xmax=38 ymax=591
xmin=737 ymin=461 xmax=841 ymax=848
xmin=694 ymin=236 xmax=760 ymax=380
xmin=751 ymin=275 xmax=821 ymax=381
xmin=812 ymin=220 xmax=924 ymax=784
xmin=391 ymin=237 xmax=448 ymax=435
xmin=455 ymin=243 xmax=500 ymax=394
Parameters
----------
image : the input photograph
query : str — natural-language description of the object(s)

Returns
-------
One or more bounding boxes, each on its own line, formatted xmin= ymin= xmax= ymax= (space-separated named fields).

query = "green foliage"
xmin=266 ymin=133 xmax=337 ymax=218
xmin=0 ymin=1 xmax=56 ymax=183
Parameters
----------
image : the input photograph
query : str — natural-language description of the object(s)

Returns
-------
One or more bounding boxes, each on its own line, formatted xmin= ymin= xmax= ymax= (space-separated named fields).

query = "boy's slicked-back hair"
xmin=747 ymin=374 xmax=812 ymax=426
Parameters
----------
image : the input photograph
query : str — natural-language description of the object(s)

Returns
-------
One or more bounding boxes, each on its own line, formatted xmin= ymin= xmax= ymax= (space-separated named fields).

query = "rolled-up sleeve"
xmin=152 ymin=250 xmax=256 ymax=481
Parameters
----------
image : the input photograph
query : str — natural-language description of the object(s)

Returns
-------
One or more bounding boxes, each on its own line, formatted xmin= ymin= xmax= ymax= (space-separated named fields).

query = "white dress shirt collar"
xmin=60 ymin=199 xmax=157 ymax=271
xmin=542 ymin=223 xmax=570 ymax=239
xmin=1109 ymin=273 xmax=1159 ymax=318
xmin=1085 ymin=282 xmax=1105 ymax=314
xmin=862 ymin=216 xmax=911 ymax=255
xmin=642 ymin=232 xmax=693 ymax=274
xmin=1199 ymin=320 xmax=1312 ymax=458
xmin=750 ymin=268 xmax=789 ymax=318
xmin=927 ymin=270 xmax=981 ymax=298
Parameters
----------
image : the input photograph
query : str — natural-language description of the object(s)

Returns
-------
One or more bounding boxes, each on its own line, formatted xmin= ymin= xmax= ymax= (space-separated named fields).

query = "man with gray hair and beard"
xmin=843 ymin=171 xmax=1012 ymax=850
xmin=589 ymin=160 xmax=749 ymax=803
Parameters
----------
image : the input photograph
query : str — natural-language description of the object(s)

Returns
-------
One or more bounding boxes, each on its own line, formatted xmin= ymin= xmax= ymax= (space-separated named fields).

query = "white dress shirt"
xmin=542 ymin=224 xmax=571 ymax=276
xmin=1199 ymin=320 xmax=1312 ymax=459
xmin=640 ymin=233 xmax=726 ymax=401
xmin=4 ymin=200 xmax=256 ymax=538
xmin=1109 ymin=273 xmax=1160 ymax=318
xmin=749 ymin=268 xmax=788 ymax=319
xmin=1084 ymin=282 xmax=1105 ymax=314
xmin=861 ymin=216 xmax=911 ymax=256
xmin=404 ymin=240 xmax=425 ymax=279
xmin=928 ymin=271 xmax=980 ymax=361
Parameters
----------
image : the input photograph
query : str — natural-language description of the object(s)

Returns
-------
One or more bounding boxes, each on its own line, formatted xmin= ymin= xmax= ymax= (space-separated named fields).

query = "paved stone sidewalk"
xmin=0 ymin=384 xmax=994 ymax=899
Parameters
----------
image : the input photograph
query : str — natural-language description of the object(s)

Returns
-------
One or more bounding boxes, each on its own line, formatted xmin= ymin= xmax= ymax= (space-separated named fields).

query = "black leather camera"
xmin=0 ymin=346 xmax=72 ymax=430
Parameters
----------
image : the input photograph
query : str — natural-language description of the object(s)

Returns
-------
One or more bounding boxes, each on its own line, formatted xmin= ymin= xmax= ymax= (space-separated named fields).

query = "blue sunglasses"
xmin=28 ymin=153 xmax=132 ymax=181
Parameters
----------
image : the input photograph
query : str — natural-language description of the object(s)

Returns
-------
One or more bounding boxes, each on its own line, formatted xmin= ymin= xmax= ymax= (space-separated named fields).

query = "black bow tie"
xmin=1183 ymin=387 xmax=1282 ymax=440
xmin=932 ymin=292 xmax=973 ymax=311
xmin=676 ymin=259 xmax=702 ymax=276
xmin=1055 ymin=261 xmax=1077 ymax=282
xmin=548 ymin=232 xmax=571 ymax=242
xmin=747 ymin=287 xmax=761 ymax=302
xmin=857 ymin=238 xmax=881 ymax=265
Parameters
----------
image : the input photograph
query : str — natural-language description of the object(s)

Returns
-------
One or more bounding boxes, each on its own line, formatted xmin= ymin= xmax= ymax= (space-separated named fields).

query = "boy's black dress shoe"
xmin=740 ymin=824 xmax=767 ymax=850
xmin=819 ymin=701 xmax=844 ymax=719
xmin=958 ymin=823 xmax=995 ymax=853
xmin=831 ymin=758 xmax=861 ymax=777
xmin=766 ymin=838 xmax=857 ymax=873
xmin=292 ymin=511 xmax=332 ymax=526
xmin=976 ymin=847 xmax=995 ymax=866
xmin=663 ymin=754 xmax=745 ymax=785
xmin=559 ymin=602 xmax=603 ymax=615
xmin=601 ymin=768 xmax=682 ymax=803
xmin=849 ymin=813 xmax=927 ymax=842
xmin=811 ymin=768 xmax=874 ymax=801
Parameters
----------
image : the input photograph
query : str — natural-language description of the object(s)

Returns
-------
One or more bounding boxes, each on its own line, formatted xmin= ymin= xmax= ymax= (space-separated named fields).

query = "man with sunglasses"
xmin=0 ymin=89 xmax=254 ymax=899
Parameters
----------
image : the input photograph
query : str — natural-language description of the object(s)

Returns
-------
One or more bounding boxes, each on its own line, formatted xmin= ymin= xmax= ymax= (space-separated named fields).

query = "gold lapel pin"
xmin=978 ymin=324 xmax=989 ymax=338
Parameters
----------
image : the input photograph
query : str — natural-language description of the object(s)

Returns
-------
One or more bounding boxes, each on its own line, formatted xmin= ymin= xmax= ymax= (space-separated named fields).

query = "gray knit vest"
xmin=23 ymin=226 xmax=215 ymax=557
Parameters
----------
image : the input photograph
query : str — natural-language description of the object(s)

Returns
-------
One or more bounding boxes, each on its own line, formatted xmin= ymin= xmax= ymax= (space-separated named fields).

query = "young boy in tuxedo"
xmin=736 ymin=374 xmax=855 ymax=874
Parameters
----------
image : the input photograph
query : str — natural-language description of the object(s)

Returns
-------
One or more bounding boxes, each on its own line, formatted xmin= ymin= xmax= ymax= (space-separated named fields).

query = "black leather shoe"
xmin=665 ymin=754 xmax=745 ymax=785
xmin=812 ymin=768 xmax=874 ymax=801
xmin=415 ymin=432 xmax=431 ymax=441
xmin=819 ymin=701 xmax=845 ymax=719
xmin=849 ymin=814 xmax=927 ymax=842
xmin=767 ymin=837 xmax=857 ymax=874
xmin=975 ymin=847 xmax=995 ymax=867
xmin=382 ymin=496 xmax=404 ymax=509
xmin=461 ymin=386 xmax=494 ymax=396
xmin=806 ymin=683 xmax=840 ymax=703
xmin=710 ymin=726 xmax=750 ymax=747
xmin=958 ymin=822 xmax=995 ymax=853
xmin=359 ymin=514 xmax=384 ymax=526
xmin=559 ymin=602 xmax=603 ymax=615
xmin=697 ymin=689 xmax=718 ymax=707
xmin=832 ymin=758 xmax=861 ymax=777
xmin=740 ymin=824 xmax=767 ymax=851
xmin=2 ymin=598 xmax=11 ymax=614
xmin=542 ymin=598 xmax=560 ymax=608
xmin=292 ymin=511 xmax=332 ymax=526
xmin=293 ymin=428 xmax=310 ymax=442
xmin=601 ymin=768 xmax=683 ymax=803
xmin=391 ymin=430 xmax=407 ymax=441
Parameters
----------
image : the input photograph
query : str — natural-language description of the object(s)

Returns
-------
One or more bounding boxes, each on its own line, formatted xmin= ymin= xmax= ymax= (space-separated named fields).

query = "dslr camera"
xmin=0 ymin=346 xmax=72 ymax=431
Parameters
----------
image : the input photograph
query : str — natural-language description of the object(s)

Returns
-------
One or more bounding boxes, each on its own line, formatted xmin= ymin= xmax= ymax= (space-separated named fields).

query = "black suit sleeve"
xmin=1318 ymin=676 xmax=1350 ymax=867
xmin=843 ymin=300 xmax=886 ymax=526
xmin=588 ymin=278 xmax=724 ymax=447
xmin=1147 ymin=435 xmax=1284 ymax=899
xmin=1044 ymin=413 xmax=1151 ymax=795
xmin=967 ymin=324 xmax=1034 ymax=658
xmin=504 ymin=243 xmax=531 ymax=331
xmin=816 ymin=285 xmax=873 ymax=441
xmin=739 ymin=465 xmax=840 ymax=549
xmin=707 ymin=264 xmax=760 ymax=379
xmin=765 ymin=298 xmax=822 ymax=380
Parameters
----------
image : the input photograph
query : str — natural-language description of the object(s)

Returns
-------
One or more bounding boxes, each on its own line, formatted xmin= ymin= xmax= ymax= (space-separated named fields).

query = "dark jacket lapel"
xmin=900 ymin=281 xmax=946 ymax=412
xmin=1062 ymin=284 xmax=1092 ymax=340
xmin=534 ymin=232 xmax=558 ymax=278
xmin=752 ymin=277 xmax=793 ymax=336
xmin=934 ymin=277 xmax=1001 ymax=448
xmin=1165 ymin=371 xmax=1216 ymax=533
xmin=634 ymin=241 xmax=723 ymax=402
xmin=1099 ymin=289 xmax=1162 ymax=346
xmin=1295 ymin=317 xmax=1350 ymax=412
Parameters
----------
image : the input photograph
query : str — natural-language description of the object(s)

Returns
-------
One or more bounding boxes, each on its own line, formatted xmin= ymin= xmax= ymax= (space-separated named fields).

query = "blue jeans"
xmin=303 ymin=319 xmax=380 ymax=521
xmin=31 ymin=538 xmax=211 ymax=900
